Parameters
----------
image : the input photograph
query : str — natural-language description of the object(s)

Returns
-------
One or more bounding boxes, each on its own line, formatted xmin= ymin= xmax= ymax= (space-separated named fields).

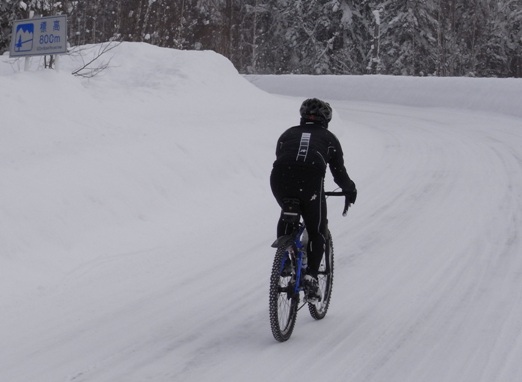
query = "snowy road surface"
xmin=1 ymin=43 xmax=522 ymax=382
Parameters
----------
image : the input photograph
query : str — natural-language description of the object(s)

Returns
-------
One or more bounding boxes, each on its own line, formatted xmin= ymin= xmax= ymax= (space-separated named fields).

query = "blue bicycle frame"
xmin=273 ymin=223 xmax=308 ymax=297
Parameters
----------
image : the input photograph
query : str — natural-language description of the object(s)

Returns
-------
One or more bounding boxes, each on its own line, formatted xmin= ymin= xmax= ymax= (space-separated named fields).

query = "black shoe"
xmin=304 ymin=274 xmax=321 ymax=302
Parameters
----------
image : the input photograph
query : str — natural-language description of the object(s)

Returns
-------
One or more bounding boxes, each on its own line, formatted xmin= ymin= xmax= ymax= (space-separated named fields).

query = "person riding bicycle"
xmin=270 ymin=98 xmax=357 ymax=301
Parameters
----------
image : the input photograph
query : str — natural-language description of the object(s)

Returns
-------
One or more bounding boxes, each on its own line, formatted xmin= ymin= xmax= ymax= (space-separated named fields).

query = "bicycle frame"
xmin=278 ymin=223 xmax=307 ymax=298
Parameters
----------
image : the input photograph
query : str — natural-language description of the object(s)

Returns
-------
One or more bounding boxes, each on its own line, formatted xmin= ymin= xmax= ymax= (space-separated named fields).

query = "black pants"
xmin=270 ymin=165 xmax=327 ymax=278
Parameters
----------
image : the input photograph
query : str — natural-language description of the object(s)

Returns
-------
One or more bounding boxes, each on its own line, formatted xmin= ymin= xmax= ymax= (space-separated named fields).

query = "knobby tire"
xmin=269 ymin=245 xmax=298 ymax=342
xmin=308 ymin=229 xmax=334 ymax=320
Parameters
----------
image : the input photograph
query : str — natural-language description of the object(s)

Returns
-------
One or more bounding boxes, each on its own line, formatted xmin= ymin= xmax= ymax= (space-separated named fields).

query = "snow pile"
xmin=247 ymin=74 xmax=522 ymax=118
xmin=1 ymin=42 xmax=287 ymax=297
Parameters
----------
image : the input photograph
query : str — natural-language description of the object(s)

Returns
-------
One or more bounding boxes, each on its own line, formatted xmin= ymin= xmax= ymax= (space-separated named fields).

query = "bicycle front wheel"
xmin=269 ymin=244 xmax=298 ymax=342
xmin=308 ymin=229 xmax=334 ymax=320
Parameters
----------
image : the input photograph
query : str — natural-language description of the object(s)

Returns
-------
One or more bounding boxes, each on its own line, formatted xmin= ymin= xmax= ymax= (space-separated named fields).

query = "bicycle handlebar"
xmin=324 ymin=191 xmax=351 ymax=217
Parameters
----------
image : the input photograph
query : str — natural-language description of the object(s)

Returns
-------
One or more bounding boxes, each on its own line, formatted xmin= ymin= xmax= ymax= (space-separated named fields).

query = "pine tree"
xmin=377 ymin=0 xmax=438 ymax=76
xmin=0 ymin=0 xmax=519 ymax=77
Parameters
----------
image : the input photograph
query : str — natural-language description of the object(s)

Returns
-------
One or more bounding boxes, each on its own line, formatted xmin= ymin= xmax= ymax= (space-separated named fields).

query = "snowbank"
xmin=247 ymin=74 xmax=522 ymax=118
xmin=0 ymin=42 xmax=285 ymax=298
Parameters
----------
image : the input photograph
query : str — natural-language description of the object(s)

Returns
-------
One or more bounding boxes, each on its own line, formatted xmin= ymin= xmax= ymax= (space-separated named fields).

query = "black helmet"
xmin=300 ymin=98 xmax=332 ymax=125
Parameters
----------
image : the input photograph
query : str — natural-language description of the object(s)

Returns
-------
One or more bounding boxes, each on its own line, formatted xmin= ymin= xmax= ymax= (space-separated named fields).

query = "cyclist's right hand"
xmin=344 ymin=188 xmax=357 ymax=204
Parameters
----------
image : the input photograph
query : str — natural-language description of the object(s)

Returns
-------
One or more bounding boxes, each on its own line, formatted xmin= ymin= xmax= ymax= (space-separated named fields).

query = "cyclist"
xmin=270 ymin=98 xmax=357 ymax=300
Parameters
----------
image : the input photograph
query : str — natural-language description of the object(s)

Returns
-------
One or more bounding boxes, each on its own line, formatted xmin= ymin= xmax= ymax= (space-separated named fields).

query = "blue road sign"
xmin=14 ymin=23 xmax=34 ymax=52
xmin=10 ymin=15 xmax=67 ymax=57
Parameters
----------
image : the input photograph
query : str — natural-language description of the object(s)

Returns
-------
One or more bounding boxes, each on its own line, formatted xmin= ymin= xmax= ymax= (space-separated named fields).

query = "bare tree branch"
xmin=70 ymin=41 xmax=122 ymax=78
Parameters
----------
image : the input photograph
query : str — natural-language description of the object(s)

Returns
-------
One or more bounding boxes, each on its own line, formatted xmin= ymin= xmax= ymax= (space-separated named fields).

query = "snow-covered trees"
xmin=0 ymin=0 xmax=520 ymax=77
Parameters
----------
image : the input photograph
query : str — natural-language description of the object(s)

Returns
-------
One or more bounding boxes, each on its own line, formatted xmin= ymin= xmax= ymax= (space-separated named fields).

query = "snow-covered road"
xmin=327 ymin=102 xmax=522 ymax=382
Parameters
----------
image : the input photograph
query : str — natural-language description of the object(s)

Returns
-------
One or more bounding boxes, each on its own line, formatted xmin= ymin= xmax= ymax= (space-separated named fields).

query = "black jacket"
xmin=273 ymin=122 xmax=355 ymax=193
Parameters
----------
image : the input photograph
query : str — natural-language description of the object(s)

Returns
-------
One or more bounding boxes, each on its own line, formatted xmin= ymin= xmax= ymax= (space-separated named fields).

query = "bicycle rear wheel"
xmin=269 ymin=244 xmax=299 ymax=342
xmin=308 ymin=229 xmax=334 ymax=320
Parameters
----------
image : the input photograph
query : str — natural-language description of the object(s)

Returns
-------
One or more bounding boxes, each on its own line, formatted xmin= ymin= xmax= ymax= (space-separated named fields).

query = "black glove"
xmin=346 ymin=188 xmax=357 ymax=204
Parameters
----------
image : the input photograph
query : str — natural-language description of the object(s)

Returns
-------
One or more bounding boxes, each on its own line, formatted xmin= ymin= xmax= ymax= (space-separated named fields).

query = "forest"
xmin=1 ymin=0 xmax=521 ymax=77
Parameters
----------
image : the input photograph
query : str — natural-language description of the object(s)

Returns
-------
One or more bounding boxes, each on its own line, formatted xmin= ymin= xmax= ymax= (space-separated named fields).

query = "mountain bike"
xmin=269 ymin=191 xmax=350 ymax=342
